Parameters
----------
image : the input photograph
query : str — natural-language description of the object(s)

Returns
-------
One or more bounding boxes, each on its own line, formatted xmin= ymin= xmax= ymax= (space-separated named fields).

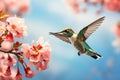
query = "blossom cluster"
xmin=91 ymin=0 xmax=120 ymax=13
xmin=64 ymin=0 xmax=120 ymax=14
xmin=0 ymin=0 xmax=51 ymax=80
xmin=0 ymin=15 xmax=51 ymax=80
xmin=112 ymin=22 xmax=120 ymax=52
xmin=64 ymin=0 xmax=80 ymax=13
xmin=0 ymin=0 xmax=30 ymax=17
xmin=113 ymin=22 xmax=120 ymax=38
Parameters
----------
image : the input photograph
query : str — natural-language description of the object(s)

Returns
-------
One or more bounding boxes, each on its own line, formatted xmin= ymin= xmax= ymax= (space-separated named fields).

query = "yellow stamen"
xmin=11 ymin=25 xmax=16 ymax=29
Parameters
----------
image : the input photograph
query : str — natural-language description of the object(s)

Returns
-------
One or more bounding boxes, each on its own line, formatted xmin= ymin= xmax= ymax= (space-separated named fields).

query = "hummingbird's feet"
xmin=78 ymin=52 xmax=81 ymax=56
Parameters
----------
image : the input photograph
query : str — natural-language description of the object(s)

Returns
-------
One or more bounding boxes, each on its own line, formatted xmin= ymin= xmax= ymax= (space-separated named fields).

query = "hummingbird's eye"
xmin=64 ymin=30 xmax=68 ymax=33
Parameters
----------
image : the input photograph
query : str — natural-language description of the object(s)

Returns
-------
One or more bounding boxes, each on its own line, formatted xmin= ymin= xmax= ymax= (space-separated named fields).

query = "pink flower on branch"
xmin=0 ymin=69 xmax=21 ymax=80
xmin=6 ymin=16 xmax=27 ymax=38
xmin=22 ymin=37 xmax=51 ymax=71
xmin=1 ymin=40 xmax=13 ymax=51
xmin=0 ymin=58 xmax=8 ymax=75
xmin=4 ymin=33 xmax=14 ymax=42
xmin=0 ymin=37 xmax=51 ymax=79
xmin=24 ymin=67 xmax=35 ymax=78
xmin=0 ymin=15 xmax=51 ymax=80
xmin=15 ymin=69 xmax=22 ymax=80
xmin=4 ymin=66 xmax=11 ymax=76
xmin=4 ymin=54 xmax=16 ymax=66
xmin=21 ymin=44 xmax=30 ymax=58
xmin=0 ymin=1 xmax=51 ymax=79
xmin=0 ymin=35 xmax=51 ymax=79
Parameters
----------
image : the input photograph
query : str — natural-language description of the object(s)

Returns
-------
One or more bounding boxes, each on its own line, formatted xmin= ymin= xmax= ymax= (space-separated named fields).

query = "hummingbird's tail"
xmin=86 ymin=49 xmax=102 ymax=60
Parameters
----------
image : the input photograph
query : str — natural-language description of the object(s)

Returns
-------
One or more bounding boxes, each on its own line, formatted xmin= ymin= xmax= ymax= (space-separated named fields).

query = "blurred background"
xmin=23 ymin=0 xmax=120 ymax=80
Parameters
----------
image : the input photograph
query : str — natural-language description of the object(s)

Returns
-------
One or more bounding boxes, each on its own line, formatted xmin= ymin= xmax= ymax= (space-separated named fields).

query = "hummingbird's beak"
xmin=49 ymin=31 xmax=68 ymax=38
xmin=49 ymin=32 xmax=63 ymax=35
xmin=49 ymin=32 xmax=54 ymax=35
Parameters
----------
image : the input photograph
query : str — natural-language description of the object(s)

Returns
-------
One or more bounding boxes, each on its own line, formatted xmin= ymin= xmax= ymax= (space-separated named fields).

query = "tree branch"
xmin=0 ymin=49 xmax=22 ymax=57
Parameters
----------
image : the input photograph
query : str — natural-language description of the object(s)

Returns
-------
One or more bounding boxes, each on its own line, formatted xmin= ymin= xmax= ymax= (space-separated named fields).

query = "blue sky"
xmin=23 ymin=0 xmax=120 ymax=80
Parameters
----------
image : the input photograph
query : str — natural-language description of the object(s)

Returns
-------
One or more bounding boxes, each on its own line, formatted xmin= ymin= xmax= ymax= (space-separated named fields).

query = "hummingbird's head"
xmin=60 ymin=28 xmax=74 ymax=37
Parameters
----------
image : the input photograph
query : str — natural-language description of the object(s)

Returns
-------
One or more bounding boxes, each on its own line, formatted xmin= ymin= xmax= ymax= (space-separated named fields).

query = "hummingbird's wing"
xmin=77 ymin=16 xmax=105 ymax=41
xmin=50 ymin=32 xmax=71 ymax=44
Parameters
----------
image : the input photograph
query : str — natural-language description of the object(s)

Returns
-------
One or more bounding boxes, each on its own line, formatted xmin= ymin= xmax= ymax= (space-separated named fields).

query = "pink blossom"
xmin=91 ymin=0 xmax=104 ymax=5
xmin=0 ymin=1 xmax=51 ymax=78
xmin=24 ymin=67 xmax=35 ymax=78
xmin=4 ymin=66 xmax=11 ymax=76
xmin=29 ymin=38 xmax=50 ymax=63
xmin=22 ymin=39 xmax=42 ymax=63
xmin=0 ymin=1 xmax=5 ymax=13
xmin=3 ymin=0 xmax=18 ymax=11
xmin=32 ymin=40 xmax=51 ymax=71
xmin=14 ymin=69 xmax=22 ymax=80
xmin=41 ymin=42 xmax=51 ymax=61
xmin=35 ymin=62 xmax=46 ymax=71
xmin=0 ymin=69 xmax=17 ymax=80
xmin=0 ymin=52 xmax=5 ymax=60
xmin=4 ymin=54 xmax=16 ymax=66
xmin=0 ymin=75 xmax=4 ymax=80
xmin=65 ymin=0 xmax=80 ymax=13
xmin=3 ymin=0 xmax=30 ymax=13
xmin=4 ymin=33 xmax=14 ymax=42
xmin=36 ymin=49 xmax=50 ymax=71
xmin=112 ymin=22 xmax=120 ymax=52
xmin=82 ymin=0 xmax=88 ymax=3
xmin=6 ymin=16 xmax=27 ymax=38
xmin=104 ymin=0 xmax=120 ymax=12
xmin=0 ymin=21 xmax=6 ymax=36
xmin=1 ymin=40 xmax=13 ymax=51
xmin=27 ymin=40 xmax=43 ymax=63
xmin=21 ymin=44 xmax=30 ymax=58
xmin=0 ymin=75 xmax=13 ymax=80
xmin=21 ymin=38 xmax=51 ymax=71
xmin=0 ymin=0 xmax=51 ymax=79
xmin=17 ymin=0 xmax=30 ymax=13
xmin=0 ymin=59 xmax=7 ymax=75
xmin=35 ymin=61 xmax=49 ymax=71
xmin=113 ymin=22 xmax=120 ymax=38
xmin=29 ymin=51 xmax=40 ymax=63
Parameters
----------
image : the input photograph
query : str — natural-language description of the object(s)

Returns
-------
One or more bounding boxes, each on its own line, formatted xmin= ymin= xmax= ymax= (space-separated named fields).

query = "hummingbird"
xmin=50 ymin=16 xmax=105 ymax=60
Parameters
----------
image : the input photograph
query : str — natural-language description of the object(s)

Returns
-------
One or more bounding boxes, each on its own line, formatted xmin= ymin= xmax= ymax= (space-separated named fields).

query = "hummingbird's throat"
xmin=67 ymin=33 xmax=73 ymax=37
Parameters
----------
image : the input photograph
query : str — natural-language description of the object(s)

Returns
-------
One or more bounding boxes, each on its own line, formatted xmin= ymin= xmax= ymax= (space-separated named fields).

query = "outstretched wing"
xmin=78 ymin=16 xmax=105 ymax=41
xmin=50 ymin=32 xmax=71 ymax=44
